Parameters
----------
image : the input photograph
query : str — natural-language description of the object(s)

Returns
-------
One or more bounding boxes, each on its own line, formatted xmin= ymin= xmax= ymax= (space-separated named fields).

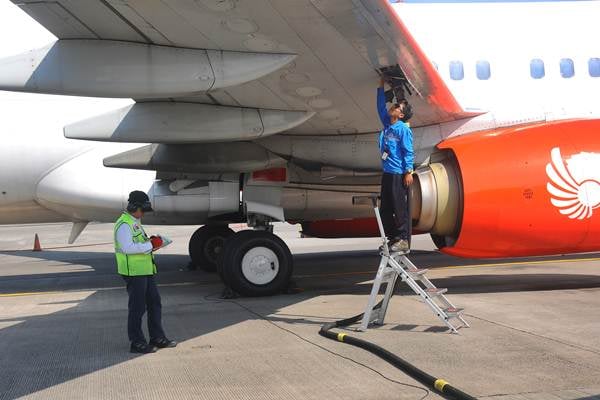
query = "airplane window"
xmin=530 ymin=59 xmax=545 ymax=79
xmin=560 ymin=58 xmax=574 ymax=78
xmin=476 ymin=60 xmax=491 ymax=80
xmin=449 ymin=61 xmax=464 ymax=80
xmin=589 ymin=58 xmax=600 ymax=77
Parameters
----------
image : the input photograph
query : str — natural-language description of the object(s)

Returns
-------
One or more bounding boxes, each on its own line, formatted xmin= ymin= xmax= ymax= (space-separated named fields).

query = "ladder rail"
xmin=359 ymin=256 xmax=390 ymax=331
xmin=376 ymin=271 xmax=398 ymax=326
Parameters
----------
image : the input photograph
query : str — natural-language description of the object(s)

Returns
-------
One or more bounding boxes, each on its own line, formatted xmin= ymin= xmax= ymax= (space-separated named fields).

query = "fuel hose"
xmin=318 ymin=300 xmax=476 ymax=399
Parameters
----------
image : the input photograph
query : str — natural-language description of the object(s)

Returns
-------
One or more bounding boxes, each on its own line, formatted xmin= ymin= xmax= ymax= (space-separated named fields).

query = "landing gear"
xmin=188 ymin=225 xmax=234 ymax=272
xmin=218 ymin=230 xmax=293 ymax=297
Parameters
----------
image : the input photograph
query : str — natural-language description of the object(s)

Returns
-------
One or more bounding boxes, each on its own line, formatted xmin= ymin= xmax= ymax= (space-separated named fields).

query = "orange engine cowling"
xmin=301 ymin=119 xmax=600 ymax=259
xmin=434 ymin=118 xmax=600 ymax=258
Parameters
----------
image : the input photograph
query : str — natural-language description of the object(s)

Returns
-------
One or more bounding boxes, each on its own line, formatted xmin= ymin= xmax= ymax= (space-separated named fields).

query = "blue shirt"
xmin=377 ymin=87 xmax=414 ymax=175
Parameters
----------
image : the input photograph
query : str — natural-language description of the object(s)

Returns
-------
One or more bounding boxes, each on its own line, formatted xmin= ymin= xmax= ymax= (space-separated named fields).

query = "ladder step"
xmin=408 ymin=269 xmax=428 ymax=278
xmin=444 ymin=307 xmax=465 ymax=317
xmin=424 ymin=288 xmax=448 ymax=296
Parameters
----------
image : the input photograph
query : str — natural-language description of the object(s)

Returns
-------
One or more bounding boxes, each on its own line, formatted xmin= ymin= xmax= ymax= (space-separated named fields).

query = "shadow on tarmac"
xmin=1 ymin=248 xmax=600 ymax=398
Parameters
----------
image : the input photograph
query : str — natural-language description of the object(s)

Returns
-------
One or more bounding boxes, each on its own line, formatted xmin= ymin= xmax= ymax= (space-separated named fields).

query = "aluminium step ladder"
xmin=355 ymin=195 xmax=469 ymax=334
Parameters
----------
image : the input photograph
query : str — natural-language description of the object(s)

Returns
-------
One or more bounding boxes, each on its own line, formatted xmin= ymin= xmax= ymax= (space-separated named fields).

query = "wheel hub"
xmin=204 ymin=236 xmax=225 ymax=263
xmin=241 ymin=246 xmax=279 ymax=285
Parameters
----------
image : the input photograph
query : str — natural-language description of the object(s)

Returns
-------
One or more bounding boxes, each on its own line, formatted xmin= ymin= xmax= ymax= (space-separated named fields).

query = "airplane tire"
xmin=188 ymin=225 xmax=234 ymax=272
xmin=218 ymin=230 xmax=293 ymax=297
xmin=217 ymin=230 xmax=254 ymax=285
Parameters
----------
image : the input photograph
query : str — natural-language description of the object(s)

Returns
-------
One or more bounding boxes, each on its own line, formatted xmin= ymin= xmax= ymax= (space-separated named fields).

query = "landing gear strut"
xmin=217 ymin=229 xmax=293 ymax=297
xmin=188 ymin=225 xmax=234 ymax=272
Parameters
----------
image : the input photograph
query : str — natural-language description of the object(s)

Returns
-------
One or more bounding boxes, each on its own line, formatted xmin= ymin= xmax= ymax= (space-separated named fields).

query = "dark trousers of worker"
xmin=123 ymin=275 xmax=166 ymax=344
xmin=380 ymin=172 xmax=409 ymax=241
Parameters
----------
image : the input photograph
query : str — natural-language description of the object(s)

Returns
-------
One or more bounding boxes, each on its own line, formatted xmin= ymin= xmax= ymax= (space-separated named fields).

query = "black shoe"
xmin=150 ymin=337 xmax=177 ymax=348
xmin=130 ymin=342 xmax=158 ymax=354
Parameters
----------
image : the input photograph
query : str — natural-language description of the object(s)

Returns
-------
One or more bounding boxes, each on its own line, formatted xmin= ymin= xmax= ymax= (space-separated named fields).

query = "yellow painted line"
xmin=0 ymin=281 xmax=212 ymax=298
xmin=295 ymin=271 xmax=374 ymax=279
xmin=438 ymin=256 xmax=600 ymax=271
xmin=295 ymin=256 xmax=600 ymax=280
xmin=0 ymin=242 xmax=113 ymax=252
xmin=0 ymin=291 xmax=60 ymax=297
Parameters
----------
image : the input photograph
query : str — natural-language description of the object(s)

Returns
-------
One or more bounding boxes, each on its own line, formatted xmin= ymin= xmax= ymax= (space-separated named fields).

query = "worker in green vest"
xmin=115 ymin=190 xmax=177 ymax=354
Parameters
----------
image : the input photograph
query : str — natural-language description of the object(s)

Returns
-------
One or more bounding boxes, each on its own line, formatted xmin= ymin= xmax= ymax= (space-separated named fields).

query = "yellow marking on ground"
xmin=0 ymin=282 xmax=209 ymax=297
xmin=438 ymin=256 xmax=600 ymax=270
xmin=0 ymin=291 xmax=60 ymax=297
xmin=295 ymin=271 xmax=374 ymax=279
xmin=295 ymin=256 xmax=600 ymax=279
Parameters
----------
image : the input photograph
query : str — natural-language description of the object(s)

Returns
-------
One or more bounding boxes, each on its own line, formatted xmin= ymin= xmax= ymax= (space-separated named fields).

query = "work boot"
xmin=149 ymin=337 xmax=178 ymax=348
xmin=378 ymin=237 xmax=394 ymax=253
xmin=130 ymin=342 xmax=158 ymax=354
xmin=390 ymin=239 xmax=409 ymax=253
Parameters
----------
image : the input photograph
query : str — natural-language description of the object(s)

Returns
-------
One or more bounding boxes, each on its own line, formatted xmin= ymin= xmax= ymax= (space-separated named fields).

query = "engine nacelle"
xmin=35 ymin=146 xmax=241 ymax=224
xmin=432 ymin=118 xmax=600 ymax=257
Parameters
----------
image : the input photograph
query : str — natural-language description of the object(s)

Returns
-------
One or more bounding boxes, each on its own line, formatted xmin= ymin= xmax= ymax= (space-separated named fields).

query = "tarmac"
xmin=0 ymin=222 xmax=599 ymax=400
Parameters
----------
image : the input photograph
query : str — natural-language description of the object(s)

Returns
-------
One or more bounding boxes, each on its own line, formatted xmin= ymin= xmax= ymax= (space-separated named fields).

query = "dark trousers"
xmin=380 ymin=172 xmax=410 ymax=241
xmin=123 ymin=275 xmax=166 ymax=344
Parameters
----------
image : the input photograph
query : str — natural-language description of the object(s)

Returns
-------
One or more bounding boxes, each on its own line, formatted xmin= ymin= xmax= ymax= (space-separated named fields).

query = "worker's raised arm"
xmin=377 ymin=78 xmax=391 ymax=128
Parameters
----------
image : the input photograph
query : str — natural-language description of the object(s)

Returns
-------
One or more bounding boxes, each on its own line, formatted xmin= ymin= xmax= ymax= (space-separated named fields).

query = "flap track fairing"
xmin=0 ymin=40 xmax=296 ymax=98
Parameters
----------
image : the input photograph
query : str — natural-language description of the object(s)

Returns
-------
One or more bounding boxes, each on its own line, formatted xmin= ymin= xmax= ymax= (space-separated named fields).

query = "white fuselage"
xmin=0 ymin=0 xmax=599 ymax=225
xmin=398 ymin=1 xmax=600 ymax=116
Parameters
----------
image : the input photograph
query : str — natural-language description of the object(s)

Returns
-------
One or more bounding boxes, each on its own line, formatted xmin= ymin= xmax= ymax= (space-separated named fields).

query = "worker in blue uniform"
xmin=377 ymin=77 xmax=414 ymax=253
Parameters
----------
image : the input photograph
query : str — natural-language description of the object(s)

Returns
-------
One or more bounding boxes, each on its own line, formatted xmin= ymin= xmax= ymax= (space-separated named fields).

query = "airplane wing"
xmin=10 ymin=0 xmax=476 ymax=133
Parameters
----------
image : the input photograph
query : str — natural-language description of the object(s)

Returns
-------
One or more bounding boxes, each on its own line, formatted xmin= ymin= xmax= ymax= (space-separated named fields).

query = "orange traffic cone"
xmin=33 ymin=234 xmax=42 ymax=251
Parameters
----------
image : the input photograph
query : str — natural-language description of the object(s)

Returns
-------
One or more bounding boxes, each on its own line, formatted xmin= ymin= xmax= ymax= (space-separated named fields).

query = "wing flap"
xmin=13 ymin=0 xmax=147 ymax=41
xmin=17 ymin=2 xmax=97 ymax=39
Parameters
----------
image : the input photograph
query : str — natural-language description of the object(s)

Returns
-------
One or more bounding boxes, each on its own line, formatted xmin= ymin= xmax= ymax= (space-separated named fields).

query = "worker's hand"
xmin=379 ymin=76 xmax=385 ymax=88
xmin=403 ymin=172 xmax=414 ymax=187
xmin=150 ymin=235 xmax=163 ymax=251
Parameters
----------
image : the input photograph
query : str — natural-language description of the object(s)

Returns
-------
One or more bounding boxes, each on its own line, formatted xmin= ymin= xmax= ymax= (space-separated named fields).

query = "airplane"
xmin=0 ymin=0 xmax=599 ymax=297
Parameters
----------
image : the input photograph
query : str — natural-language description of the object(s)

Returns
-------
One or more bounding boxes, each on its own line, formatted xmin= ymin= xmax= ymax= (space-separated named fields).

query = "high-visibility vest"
xmin=114 ymin=212 xmax=156 ymax=276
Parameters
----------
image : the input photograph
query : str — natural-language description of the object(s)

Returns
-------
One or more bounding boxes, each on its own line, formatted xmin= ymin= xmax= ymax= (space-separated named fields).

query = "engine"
xmin=304 ymin=119 xmax=600 ymax=258
xmin=431 ymin=118 xmax=600 ymax=257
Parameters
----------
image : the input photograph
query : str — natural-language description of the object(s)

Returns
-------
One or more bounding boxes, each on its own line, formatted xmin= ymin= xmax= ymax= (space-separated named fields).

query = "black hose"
xmin=319 ymin=300 xmax=477 ymax=400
